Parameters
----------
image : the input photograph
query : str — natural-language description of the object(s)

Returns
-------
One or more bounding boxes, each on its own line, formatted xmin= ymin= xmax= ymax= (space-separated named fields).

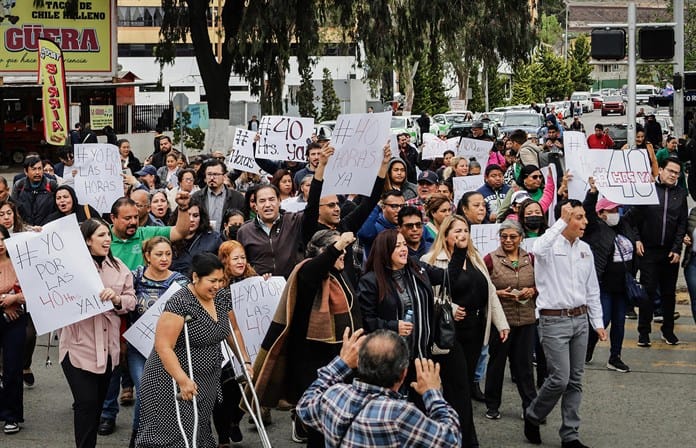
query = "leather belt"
xmin=539 ymin=305 xmax=587 ymax=317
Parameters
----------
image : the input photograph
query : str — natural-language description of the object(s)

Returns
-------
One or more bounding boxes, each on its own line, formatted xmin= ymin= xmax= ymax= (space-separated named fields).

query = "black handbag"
xmin=615 ymin=240 xmax=648 ymax=306
xmin=432 ymin=268 xmax=456 ymax=355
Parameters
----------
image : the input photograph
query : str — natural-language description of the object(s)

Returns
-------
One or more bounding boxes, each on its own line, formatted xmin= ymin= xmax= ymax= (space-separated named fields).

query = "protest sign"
xmin=470 ymin=223 xmax=501 ymax=257
xmin=450 ymin=137 xmax=492 ymax=164
xmin=228 ymin=128 xmax=262 ymax=173
xmin=8 ymin=215 xmax=107 ymax=335
xmin=563 ymin=131 xmax=590 ymax=200
xmin=421 ymin=134 xmax=450 ymax=160
xmin=229 ymin=276 xmax=286 ymax=362
xmin=280 ymin=198 xmax=307 ymax=213
xmin=582 ymin=148 xmax=658 ymax=205
xmin=255 ymin=116 xmax=314 ymax=162
xmin=453 ymin=175 xmax=485 ymax=206
xmin=123 ymin=283 xmax=183 ymax=357
xmin=322 ymin=111 xmax=391 ymax=196
xmin=540 ymin=165 xmax=558 ymax=227
xmin=73 ymin=143 xmax=123 ymax=214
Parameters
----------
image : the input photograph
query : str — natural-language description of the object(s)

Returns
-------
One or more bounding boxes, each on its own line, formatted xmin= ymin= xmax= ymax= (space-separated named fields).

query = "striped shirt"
xmin=297 ymin=357 xmax=461 ymax=447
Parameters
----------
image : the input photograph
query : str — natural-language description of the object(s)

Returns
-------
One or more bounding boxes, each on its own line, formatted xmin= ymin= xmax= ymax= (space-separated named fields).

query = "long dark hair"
xmin=364 ymin=229 xmax=419 ymax=301
xmin=270 ymin=169 xmax=296 ymax=196
xmin=80 ymin=218 xmax=120 ymax=270
xmin=0 ymin=200 xmax=26 ymax=233
xmin=518 ymin=199 xmax=548 ymax=235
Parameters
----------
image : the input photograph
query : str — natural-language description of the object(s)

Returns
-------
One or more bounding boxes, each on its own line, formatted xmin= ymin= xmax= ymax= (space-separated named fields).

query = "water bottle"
xmin=404 ymin=309 xmax=413 ymax=323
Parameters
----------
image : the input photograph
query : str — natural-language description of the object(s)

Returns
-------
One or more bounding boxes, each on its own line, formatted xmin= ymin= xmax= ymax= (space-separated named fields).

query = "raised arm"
xmin=168 ymin=191 xmax=191 ymax=241
xmin=341 ymin=144 xmax=391 ymax=233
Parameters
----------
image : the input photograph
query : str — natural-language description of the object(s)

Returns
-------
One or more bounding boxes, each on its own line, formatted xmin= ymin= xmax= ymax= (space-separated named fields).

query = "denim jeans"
xmin=588 ymin=290 xmax=627 ymax=358
xmin=126 ymin=343 xmax=147 ymax=431
xmin=474 ymin=345 xmax=489 ymax=383
xmin=100 ymin=364 xmax=121 ymax=421
xmin=684 ymin=256 xmax=696 ymax=324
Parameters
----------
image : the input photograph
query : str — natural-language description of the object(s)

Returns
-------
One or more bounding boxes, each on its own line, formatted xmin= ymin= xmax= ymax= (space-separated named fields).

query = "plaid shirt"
xmin=297 ymin=357 xmax=461 ymax=448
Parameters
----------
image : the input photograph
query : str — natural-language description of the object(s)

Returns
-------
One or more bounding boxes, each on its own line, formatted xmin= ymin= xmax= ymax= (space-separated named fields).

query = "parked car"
xmin=603 ymin=123 xmax=628 ymax=149
xmin=390 ymin=115 xmax=420 ymax=143
xmin=447 ymin=120 xmax=500 ymax=140
xmin=432 ymin=113 xmax=471 ymax=134
xmin=635 ymin=84 xmax=659 ymax=104
xmin=590 ymin=93 xmax=604 ymax=110
xmin=601 ymin=96 xmax=626 ymax=116
xmin=497 ymin=111 xmax=544 ymax=137
xmin=314 ymin=122 xmax=334 ymax=140
xmin=550 ymin=101 xmax=571 ymax=119
xmin=571 ymin=91 xmax=594 ymax=113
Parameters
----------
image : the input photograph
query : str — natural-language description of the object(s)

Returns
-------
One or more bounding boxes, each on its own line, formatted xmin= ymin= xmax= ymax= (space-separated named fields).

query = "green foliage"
xmin=173 ymin=111 xmax=206 ymax=150
xmin=468 ymin=65 xmax=485 ymax=113
xmin=511 ymin=64 xmax=536 ymax=105
xmin=687 ymin=1 xmax=696 ymax=70
xmin=539 ymin=14 xmax=564 ymax=47
xmin=412 ymin=55 xmax=432 ymax=115
xmin=637 ymin=64 xmax=673 ymax=85
xmin=511 ymin=46 xmax=574 ymax=104
xmin=320 ymin=68 xmax=341 ymax=121
xmin=412 ymin=38 xmax=449 ymax=115
xmin=298 ymin=65 xmax=318 ymax=118
xmin=569 ymin=34 xmax=593 ymax=91
xmin=487 ymin=66 xmax=509 ymax=109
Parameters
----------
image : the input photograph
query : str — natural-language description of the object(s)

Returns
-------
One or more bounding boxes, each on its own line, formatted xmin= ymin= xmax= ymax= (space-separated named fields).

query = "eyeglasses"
xmin=320 ymin=202 xmax=340 ymax=208
xmin=500 ymin=234 xmax=520 ymax=240
xmin=402 ymin=222 xmax=423 ymax=229
xmin=383 ymin=203 xmax=405 ymax=210
xmin=529 ymin=175 xmax=543 ymax=180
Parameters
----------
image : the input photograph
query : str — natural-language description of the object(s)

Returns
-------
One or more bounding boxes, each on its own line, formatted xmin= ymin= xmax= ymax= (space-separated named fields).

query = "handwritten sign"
xmin=421 ymin=134 xmax=451 ymax=160
xmin=8 ymin=215 xmax=107 ymax=335
xmin=123 ymin=282 xmax=183 ymax=357
xmin=229 ymin=276 xmax=286 ymax=363
xmin=322 ymin=111 xmax=391 ymax=196
xmin=73 ymin=143 xmax=122 ymax=214
xmin=228 ymin=129 xmax=262 ymax=173
xmin=582 ymin=148 xmax=658 ymax=205
xmin=255 ymin=116 xmax=314 ymax=162
xmin=450 ymin=137 xmax=492 ymax=163
xmin=470 ymin=223 xmax=501 ymax=257
xmin=280 ymin=197 xmax=307 ymax=213
xmin=563 ymin=131 xmax=590 ymax=200
xmin=453 ymin=175 xmax=485 ymax=206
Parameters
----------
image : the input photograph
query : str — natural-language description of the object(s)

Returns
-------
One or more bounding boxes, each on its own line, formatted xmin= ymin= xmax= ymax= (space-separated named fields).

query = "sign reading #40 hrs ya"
xmin=255 ymin=116 xmax=315 ymax=163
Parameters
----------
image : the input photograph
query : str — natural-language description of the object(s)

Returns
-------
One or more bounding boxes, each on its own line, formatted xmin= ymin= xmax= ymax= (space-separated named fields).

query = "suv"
xmin=497 ymin=111 xmax=544 ymax=137
xmin=571 ymin=92 xmax=594 ymax=113
xmin=601 ymin=96 xmax=626 ymax=116
xmin=603 ymin=123 xmax=627 ymax=149
xmin=447 ymin=121 xmax=500 ymax=140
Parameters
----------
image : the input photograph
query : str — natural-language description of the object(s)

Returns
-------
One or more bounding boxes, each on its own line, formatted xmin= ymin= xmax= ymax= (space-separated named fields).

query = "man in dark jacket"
xmin=11 ymin=156 xmax=57 ymax=225
xmin=644 ymin=114 xmax=663 ymax=149
xmin=625 ymin=157 xmax=687 ymax=346
xmin=397 ymin=133 xmax=419 ymax=183
xmin=149 ymin=136 xmax=173 ymax=169
xmin=191 ymin=159 xmax=244 ymax=233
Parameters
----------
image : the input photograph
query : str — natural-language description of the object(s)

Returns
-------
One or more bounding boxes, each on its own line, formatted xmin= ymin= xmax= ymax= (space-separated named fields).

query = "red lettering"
xmin=80 ymin=29 xmax=100 ymax=51
xmin=52 ymin=120 xmax=64 ymax=132
xmin=61 ymin=28 xmax=79 ymax=50
xmin=49 ymin=98 xmax=61 ymax=109
xmin=4 ymin=26 xmax=101 ymax=52
xmin=47 ymin=86 xmax=59 ymax=97
xmin=46 ymin=64 xmax=57 ymax=75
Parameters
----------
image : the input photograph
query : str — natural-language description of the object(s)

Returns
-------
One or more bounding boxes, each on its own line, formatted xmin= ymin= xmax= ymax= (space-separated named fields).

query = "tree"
xmin=511 ymin=64 xmax=536 ymax=105
xmin=687 ymin=1 xmax=696 ymax=70
xmin=534 ymin=46 xmax=574 ymax=100
xmin=297 ymin=65 xmax=318 ymax=118
xmin=427 ymin=36 xmax=449 ymax=114
xmin=411 ymin=53 xmax=433 ymax=114
xmin=173 ymin=111 xmax=206 ymax=150
xmin=487 ymin=65 xmax=509 ymax=109
xmin=320 ymin=68 xmax=341 ymax=121
xmin=569 ymin=34 xmax=593 ymax=91
xmin=467 ymin=65 xmax=485 ymax=113
xmin=539 ymin=13 xmax=564 ymax=48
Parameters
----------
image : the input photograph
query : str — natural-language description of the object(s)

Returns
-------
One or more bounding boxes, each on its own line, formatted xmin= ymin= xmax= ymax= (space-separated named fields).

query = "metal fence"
xmin=78 ymin=104 xmax=174 ymax=134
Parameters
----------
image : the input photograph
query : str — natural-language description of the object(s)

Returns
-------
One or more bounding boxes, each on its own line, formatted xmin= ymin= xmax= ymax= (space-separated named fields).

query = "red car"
xmin=601 ymin=96 xmax=626 ymax=116
xmin=591 ymin=94 xmax=603 ymax=110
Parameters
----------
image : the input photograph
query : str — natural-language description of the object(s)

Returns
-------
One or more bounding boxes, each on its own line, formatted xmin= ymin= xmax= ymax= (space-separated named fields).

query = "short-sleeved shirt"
xmin=111 ymin=226 xmax=172 ymax=270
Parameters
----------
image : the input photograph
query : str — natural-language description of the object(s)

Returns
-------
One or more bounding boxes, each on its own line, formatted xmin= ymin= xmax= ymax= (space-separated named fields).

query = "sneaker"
xmin=607 ymin=357 xmax=630 ymax=373
xmin=637 ymin=334 xmax=651 ymax=347
xmin=673 ymin=311 xmax=681 ymax=321
xmin=3 ymin=422 xmax=20 ymax=434
xmin=485 ymin=409 xmax=501 ymax=420
xmin=229 ymin=424 xmax=243 ymax=443
xmin=625 ymin=309 xmax=637 ymax=320
xmin=523 ymin=416 xmax=542 ymax=445
xmin=291 ymin=412 xmax=308 ymax=443
xmin=23 ymin=371 xmax=35 ymax=388
xmin=585 ymin=347 xmax=594 ymax=364
xmin=662 ymin=334 xmax=680 ymax=345
xmin=653 ymin=312 xmax=663 ymax=323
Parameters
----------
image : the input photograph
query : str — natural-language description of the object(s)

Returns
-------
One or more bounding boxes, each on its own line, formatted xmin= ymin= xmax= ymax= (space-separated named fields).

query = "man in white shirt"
xmin=524 ymin=200 xmax=607 ymax=448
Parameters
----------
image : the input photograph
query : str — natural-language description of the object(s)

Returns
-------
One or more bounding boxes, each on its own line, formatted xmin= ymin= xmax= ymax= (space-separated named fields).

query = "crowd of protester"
xmin=0 ymin=116 xmax=692 ymax=448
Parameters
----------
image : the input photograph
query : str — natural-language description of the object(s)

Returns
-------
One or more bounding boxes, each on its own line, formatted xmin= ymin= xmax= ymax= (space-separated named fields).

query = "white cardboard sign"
xmin=453 ymin=175 xmax=485 ymax=206
xmin=255 ymin=116 xmax=314 ymax=162
xmin=451 ymin=137 xmax=492 ymax=164
xmin=563 ymin=131 xmax=591 ymax=200
xmin=229 ymin=276 xmax=286 ymax=362
xmin=228 ymin=128 xmax=262 ymax=173
xmin=8 ymin=215 xmax=107 ymax=335
xmin=322 ymin=111 xmax=391 ymax=196
xmin=73 ymin=143 xmax=123 ymax=214
xmin=421 ymin=134 xmax=451 ymax=160
xmin=582 ymin=148 xmax=658 ymax=205
xmin=470 ymin=223 xmax=501 ymax=257
xmin=123 ymin=282 xmax=183 ymax=357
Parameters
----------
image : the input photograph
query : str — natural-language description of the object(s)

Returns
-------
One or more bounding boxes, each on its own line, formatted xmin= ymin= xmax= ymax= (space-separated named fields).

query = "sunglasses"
xmin=319 ymin=202 xmax=340 ymax=209
xmin=529 ymin=174 xmax=543 ymax=180
xmin=402 ymin=222 xmax=423 ymax=229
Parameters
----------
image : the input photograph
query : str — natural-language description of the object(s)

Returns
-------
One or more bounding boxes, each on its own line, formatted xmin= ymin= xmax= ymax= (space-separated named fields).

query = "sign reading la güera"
xmin=0 ymin=0 xmax=116 ymax=75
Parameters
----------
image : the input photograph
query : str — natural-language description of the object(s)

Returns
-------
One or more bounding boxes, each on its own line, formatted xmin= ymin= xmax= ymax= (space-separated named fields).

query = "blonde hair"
xmin=423 ymin=214 xmax=481 ymax=265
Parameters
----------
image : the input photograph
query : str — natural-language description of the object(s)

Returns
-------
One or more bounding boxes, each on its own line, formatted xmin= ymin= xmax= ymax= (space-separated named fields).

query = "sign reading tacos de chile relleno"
xmin=0 ymin=1 xmax=116 ymax=75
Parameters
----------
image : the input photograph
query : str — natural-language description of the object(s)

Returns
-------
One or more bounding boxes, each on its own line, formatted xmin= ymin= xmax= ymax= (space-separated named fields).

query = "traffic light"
xmin=684 ymin=72 xmax=696 ymax=90
xmin=591 ymin=28 xmax=626 ymax=60
xmin=638 ymin=27 xmax=675 ymax=60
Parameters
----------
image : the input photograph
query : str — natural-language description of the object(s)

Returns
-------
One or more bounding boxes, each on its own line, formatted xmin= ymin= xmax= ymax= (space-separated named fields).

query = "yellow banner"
xmin=38 ymin=39 xmax=68 ymax=146
xmin=0 ymin=0 xmax=116 ymax=75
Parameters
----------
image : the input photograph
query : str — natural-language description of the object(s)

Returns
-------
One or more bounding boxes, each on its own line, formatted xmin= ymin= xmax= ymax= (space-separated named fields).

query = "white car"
xmin=570 ymin=92 xmax=594 ymax=113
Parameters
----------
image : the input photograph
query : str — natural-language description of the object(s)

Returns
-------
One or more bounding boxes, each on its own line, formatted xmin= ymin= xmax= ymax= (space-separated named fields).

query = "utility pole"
xmin=674 ymin=0 xmax=685 ymax=137
xmin=627 ymin=3 xmax=636 ymax=146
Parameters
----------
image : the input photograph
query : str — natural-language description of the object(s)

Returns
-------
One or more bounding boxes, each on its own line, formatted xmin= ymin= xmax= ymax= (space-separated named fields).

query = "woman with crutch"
xmin=136 ymin=253 xmax=253 ymax=448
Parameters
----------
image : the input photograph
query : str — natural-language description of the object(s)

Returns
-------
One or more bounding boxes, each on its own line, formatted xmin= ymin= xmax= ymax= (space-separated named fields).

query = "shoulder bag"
xmin=615 ymin=239 xmax=648 ymax=307
xmin=431 ymin=268 xmax=455 ymax=355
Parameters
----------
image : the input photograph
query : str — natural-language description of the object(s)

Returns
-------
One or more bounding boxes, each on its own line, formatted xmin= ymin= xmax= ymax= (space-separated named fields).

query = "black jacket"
xmin=625 ymin=180 xmax=688 ymax=254
xmin=398 ymin=144 xmax=419 ymax=184
xmin=582 ymin=190 xmax=638 ymax=281
xmin=191 ymin=185 xmax=245 ymax=233
xmin=11 ymin=176 xmax=58 ymax=226
xmin=170 ymin=230 xmax=223 ymax=274
xmin=678 ymin=138 xmax=696 ymax=200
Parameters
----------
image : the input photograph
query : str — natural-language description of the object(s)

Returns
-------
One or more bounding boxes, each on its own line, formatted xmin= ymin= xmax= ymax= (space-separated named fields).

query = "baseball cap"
xmin=596 ymin=198 xmax=620 ymax=213
xmin=417 ymin=170 xmax=439 ymax=185
xmin=511 ymin=190 xmax=531 ymax=205
xmin=135 ymin=165 xmax=157 ymax=177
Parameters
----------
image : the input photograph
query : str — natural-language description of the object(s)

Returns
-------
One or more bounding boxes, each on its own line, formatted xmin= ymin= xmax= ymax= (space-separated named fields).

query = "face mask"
xmin=604 ymin=213 xmax=620 ymax=227
xmin=525 ymin=215 xmax=544 ymax=230
xmin=225 ymin=224 xmax=241 ymax=240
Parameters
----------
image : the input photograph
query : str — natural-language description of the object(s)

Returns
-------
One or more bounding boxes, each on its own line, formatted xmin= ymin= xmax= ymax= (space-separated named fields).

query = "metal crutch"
xmin=223 ymin=319 xmax=272 ymax=448
xmin=172 ymin=315 xmax=199 ymax=448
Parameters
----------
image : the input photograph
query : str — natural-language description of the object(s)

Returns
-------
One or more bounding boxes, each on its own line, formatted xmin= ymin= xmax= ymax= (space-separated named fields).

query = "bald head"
xmin=357 ymin=330 xmax=409 ymax=388
xmin=130 ymin=190 xmax=150 ymax=221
